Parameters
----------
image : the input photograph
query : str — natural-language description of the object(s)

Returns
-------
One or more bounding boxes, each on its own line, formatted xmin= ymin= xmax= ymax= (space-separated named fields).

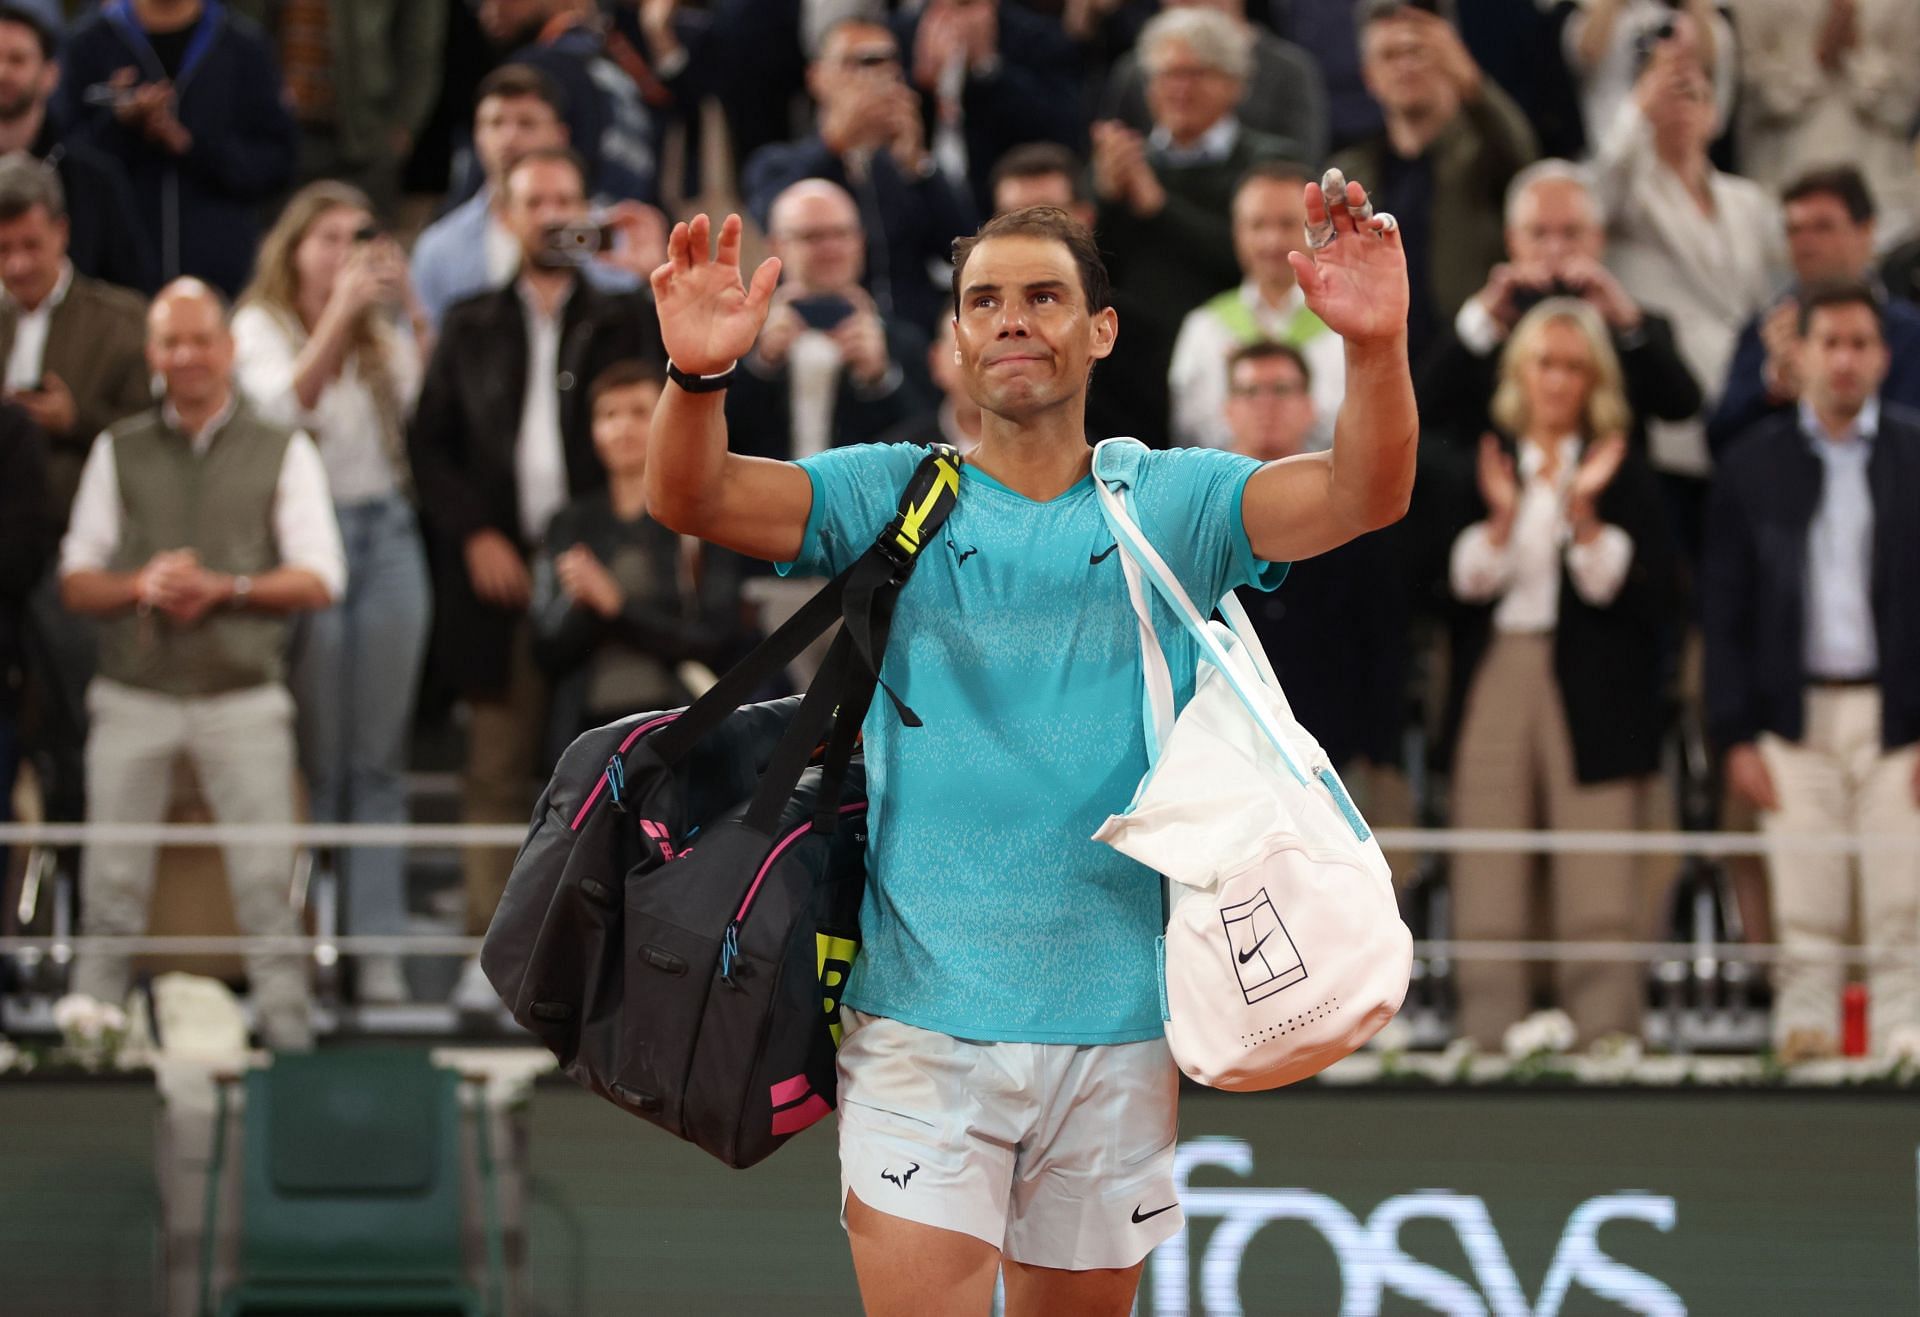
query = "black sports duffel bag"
xmin=481 ymin=446 xmax=959 ymax=1167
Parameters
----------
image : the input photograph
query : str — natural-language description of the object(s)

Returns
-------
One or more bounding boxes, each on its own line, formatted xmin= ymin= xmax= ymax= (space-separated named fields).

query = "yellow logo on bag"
xmin=817 ymin=933 xmax=858 ymax=1047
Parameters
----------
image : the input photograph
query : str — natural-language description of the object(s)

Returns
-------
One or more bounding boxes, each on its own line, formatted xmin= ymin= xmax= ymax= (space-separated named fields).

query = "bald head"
xmin=148 ymin=278 xmax=234 ymax=416
xmin=768 ymin=179 xmax=865 ymax=293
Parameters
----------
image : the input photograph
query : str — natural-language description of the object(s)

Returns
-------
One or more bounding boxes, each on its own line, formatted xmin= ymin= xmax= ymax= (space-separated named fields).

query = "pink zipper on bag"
xmin=569 ymin=713 xmax=681 ymax=830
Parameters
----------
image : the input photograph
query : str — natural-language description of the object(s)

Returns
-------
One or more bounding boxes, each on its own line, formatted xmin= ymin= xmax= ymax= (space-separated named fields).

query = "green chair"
xmin=199 ymin=1048 xmax=505 ymax=1316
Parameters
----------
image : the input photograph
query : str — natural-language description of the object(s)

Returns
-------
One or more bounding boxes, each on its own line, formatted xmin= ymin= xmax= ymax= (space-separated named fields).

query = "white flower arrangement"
xmin=1501 ymin=1009 xmax=1577 ymax=1062
xmin=49 ymin=994 xmax=131 ymax=1070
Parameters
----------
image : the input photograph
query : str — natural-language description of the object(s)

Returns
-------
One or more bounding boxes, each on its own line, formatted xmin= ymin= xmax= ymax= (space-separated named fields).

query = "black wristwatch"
xmin=667 ymin=360 xmax=736 ymax=393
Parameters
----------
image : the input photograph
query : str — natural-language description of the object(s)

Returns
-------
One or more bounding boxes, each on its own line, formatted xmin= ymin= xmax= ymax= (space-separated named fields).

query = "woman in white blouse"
xmin=1445 ymin=298 xmax=1679 ymax=1052
xmin=233 ymin=181 xmax=430 ymax=1004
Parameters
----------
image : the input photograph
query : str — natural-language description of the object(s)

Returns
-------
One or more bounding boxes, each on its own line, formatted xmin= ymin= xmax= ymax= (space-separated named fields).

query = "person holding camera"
xmin=231 ymin=180 xmax=430 ymax=1004
xmin=1562 ymin=0 xmax=1735 ymax=158
xmin=408 ymin=145 xmax=663 ymax=1006
xmin=1417 ymin=159 xmax=1702 ymax=451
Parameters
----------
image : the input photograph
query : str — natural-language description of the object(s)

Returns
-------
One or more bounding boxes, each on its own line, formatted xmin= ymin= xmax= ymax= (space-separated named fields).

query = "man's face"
xmin=1224 ymin=353 xmax=1315 ymax=460
xmin=473 ymin=93 xmax=567 ymax=188
xmin=810 ymin=23 xmax=903 ymax=110
xmin=0 ymin=22 xmax=52 ymax=121
xmin=1361 ymin=17 xmax=1449 ymax=119
xmin=146 ymin=292 xmax=234 ymax=409
xmin=0 ymin=203 xmax=67 ymax=308
xmin=1785 ymin=193 xmax=1875 ymax=287
xmin=952 ymin=234 xmax=1114 ymax=422
xmin=1507 ymin=178 xmax=1604 ymax=269
xmin=591 ymin=379 xmax=662 ymax=476
xmin=993 ymin=172 xmax=1097 ymax=230
xmin=503 ymin=156 xmax=587 ymax=262
xmin=769 ymin=189 xmax=864 ymax=293
xmin=1144 ymin=38 xmax=1241 ymax=144
xmin=1232 ymin=177 xmax=1308 ymax=290
xmin=1801 ymin=303 xmax=1889 ymax=419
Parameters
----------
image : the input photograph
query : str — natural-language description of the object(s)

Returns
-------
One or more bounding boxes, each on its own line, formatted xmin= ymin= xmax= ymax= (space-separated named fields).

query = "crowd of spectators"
xmin=1 ymin=0 xmax=1918 ymax=1060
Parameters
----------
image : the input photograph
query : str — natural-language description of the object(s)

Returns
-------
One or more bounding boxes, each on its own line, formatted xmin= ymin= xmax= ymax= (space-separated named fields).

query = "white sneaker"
xmin=451 ymin=956 xmax=499 ymax=1013
xmin=357 ymin=955 xmax=409 ymax=1005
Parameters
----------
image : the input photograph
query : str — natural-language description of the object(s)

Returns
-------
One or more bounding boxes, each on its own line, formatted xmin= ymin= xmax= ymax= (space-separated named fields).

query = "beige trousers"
xmin=1757 ymin=687 xmax=1920 ymax=1052
xmin=462 ymin=622 xmax=548 ymax=936
xmin=1450 ymin=634 xmax=1644 ymax=1049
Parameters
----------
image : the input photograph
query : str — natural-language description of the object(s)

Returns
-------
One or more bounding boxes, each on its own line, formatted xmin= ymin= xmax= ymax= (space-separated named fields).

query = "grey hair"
xmin=1139 ymin=7 xmax=1254 ymax=84
xmin=0 ymin=150 xmax=64 ymax=222
xmin=1503 ymin=158 xmax=1599 ymax=230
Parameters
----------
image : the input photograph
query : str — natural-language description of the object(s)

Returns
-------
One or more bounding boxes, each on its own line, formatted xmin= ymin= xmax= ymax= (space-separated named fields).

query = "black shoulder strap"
xmin=647 ymin=445 xmax=963 ymax=770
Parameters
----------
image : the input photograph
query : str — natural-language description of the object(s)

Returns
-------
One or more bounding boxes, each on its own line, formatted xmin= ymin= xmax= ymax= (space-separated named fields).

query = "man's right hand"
xmin=1760 ymin=299 xmax=1803 ymax=402
xmin=1725 ymin=742 xmax=1780 ymax=813
xmin=464 ymin=529 xmax=531 ymax=611
xmin=650 ymin=214 xmax=782 ymax=375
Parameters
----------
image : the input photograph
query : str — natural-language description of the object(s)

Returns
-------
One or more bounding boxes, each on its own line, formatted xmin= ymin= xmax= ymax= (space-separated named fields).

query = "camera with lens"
xmin=538 ymin=220 xmax=620 ymax=267
xmin=1510 ymin=278 xmax=1583 ymax=319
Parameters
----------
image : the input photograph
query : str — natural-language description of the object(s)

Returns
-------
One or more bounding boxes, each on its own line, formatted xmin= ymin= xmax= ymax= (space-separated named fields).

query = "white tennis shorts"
xmin=835 ymin=1008 xmax=1184 ymax=1271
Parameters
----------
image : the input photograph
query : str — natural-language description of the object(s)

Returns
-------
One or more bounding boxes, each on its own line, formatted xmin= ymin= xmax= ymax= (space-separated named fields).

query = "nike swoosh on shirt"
xmin=1238 ymin=932 xmax=1274 ymax=964
xmin=1132 ymin=1203 xmax=1177 ymax=1223
xmin=1090 ymin=544 xmax=1119 ymax=565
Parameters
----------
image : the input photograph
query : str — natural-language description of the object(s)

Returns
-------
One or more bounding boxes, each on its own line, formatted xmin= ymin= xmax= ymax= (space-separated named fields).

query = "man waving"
xmin=646 ymin=177 xmax=1414 ymax=1316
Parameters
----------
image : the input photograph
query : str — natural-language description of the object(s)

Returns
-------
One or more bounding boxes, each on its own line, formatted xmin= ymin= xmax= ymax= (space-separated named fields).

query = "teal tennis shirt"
xmin=781 ymin=442 xmax=1287 ymax=1043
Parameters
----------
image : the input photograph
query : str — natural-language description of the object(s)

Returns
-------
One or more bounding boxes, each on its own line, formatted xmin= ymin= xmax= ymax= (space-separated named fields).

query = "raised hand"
xmin=1288 ymin=169 xmax=1409 ymax=349
xmin=1476 ymin=432 xmax=1520 ymax=532
xmin=650 ymin=214 xmax=782 ymax=376
xmin=1567 ymin=432 xmax=1627 ymax=538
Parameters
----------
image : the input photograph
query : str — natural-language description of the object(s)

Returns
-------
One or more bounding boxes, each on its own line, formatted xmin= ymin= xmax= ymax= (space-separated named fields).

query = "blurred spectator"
xmin=743 ymin=17 xmax=977 ymax=332
xmin=1729 ymin=0 xmax=1920 ymax=250
xmin=0 ymin=154 xmax=152 ymax=527
xmin=1707 ymin=167 xmax=1920 ymax=459
xmin=465 ymin=0 xmax=657 ymax=205
xmin=878 ymin=312 xmax=979 ymax=453
xmin=1445 ymin=298 xmax=1677 ymax=1050
xmin=59 ymin=278 xmax=345 ymax=1051
xmin=1168 ymin=160 xmax=1344 ymax=450
xmin=59 ymin=0 xmax=300 ymax=298
xmin=282 ymin=0 xmax=448 ymax=221
xmin=1703 ymin=282 xmax=1920 ymax=1062
xmin=1562 ymin=0 xmax=1735 ymax=160
xmin=233 ymin=181 xmax=430 ymax=1006
xmin=893 ymin=0 xmax=1086 ymax=212
xmin=1334 ymin=1 xmax=1537 ymax=358
xmin=1101 ymin=0 xmax=1329 ymax=166
xmin=0 ymin=400 xmax=47 ymax=881
xmin=1092 ymin=7 xmax=1299 ymax=364
xmin=1274 ymin=0 xmax=1382 ymax=152
xmin=532 ymin=359 xmax=747 ymax=742
xmin=1228 ymin=342 xmax=1410 ymax=791
xmin=1589 ymin=44 xmax=1780 ymax=524
xmin=0 ymin=4 xmax=155 ymax=292
xmin=726 ymin=179 xmax=928 ymax=462
xmin=1418 ymin=158 xmax=1701 ymax=452
xmin=1887 ymin=229 xmax=1920 ymax=310
xmin=986 ymin=142 xmax=1168 ymax=445
xmin=407 ymin=146 xmax=662 ymax=1006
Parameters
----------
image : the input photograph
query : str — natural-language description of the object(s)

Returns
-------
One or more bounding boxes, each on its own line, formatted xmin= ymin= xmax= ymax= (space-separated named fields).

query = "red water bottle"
xmin=1842 ymin=983 xmax=1869 ymax=1057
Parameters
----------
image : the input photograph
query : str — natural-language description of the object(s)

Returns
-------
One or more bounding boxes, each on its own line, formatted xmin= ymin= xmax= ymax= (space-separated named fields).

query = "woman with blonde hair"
xmin=1444 ymin=297 xmax=1680 ymax=1050
xmin=232 ymin=180 xmax=431 ymax=1004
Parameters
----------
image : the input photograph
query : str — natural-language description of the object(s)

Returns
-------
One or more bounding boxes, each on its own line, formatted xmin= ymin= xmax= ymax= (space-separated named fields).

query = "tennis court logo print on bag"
xmin=1221 ymin=888 xmax=1307 ymax=1005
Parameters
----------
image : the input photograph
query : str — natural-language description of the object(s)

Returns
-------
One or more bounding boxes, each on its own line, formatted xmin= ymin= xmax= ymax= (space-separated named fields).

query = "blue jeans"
xmin=289 ymin=494 xmax=431 ymax=938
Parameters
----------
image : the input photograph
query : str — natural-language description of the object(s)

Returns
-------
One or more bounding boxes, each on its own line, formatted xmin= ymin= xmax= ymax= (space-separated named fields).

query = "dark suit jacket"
xmin=1416 ymin=310 xmax=1702 ymax=454
xmin=724 ymin=317 xmax=931 ymax=462
xmin=1706 ymin=295 xmax=1920 ymax=459
xmin=0 ymin=273 xmax=151 ymax=526
xmin=407 ymin=277 xmax=663 ymax=697
xmin=1702 ymin=406 xmax=1920 ymax=754
xmin=1445 ymin=436 xmax=1680 ymax=783
xmin=0 ymin=406 xmax=49 ymax=706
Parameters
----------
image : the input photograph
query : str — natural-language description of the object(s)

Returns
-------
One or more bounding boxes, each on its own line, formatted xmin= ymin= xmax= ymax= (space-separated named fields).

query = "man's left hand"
xmin=7 ymin=371 xmax=76 ymax=435
xmin=1290 ymin=171 xmax=1409 ymax=350
xmin=832 ymin=292 xmax=891 ymax=387
xmin=1558 ymin=256 xmax=1643 ymax=333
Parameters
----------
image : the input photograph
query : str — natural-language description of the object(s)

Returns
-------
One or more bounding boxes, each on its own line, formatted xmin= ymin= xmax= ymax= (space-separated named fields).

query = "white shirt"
xmin=231 ymin=303 xmax=423 ymax=505
xmin=1148 ymin=115 xmax=1239 ymax=167
xmin=1449 ymin=436 xmax=1636 ymax=631
xmin=1800 ymin=397 xmax=1880 ymax=679
xmin=787 ymin=330 xmax=844 ymax=460
xmin=59 ymin=395 xmax=347 ymax=602
xmin=1167 ymin=282 xmax=1345 ymax=451
xmin=4 ymin=260 xmax=72 ymax=391
xmin=515 ymin=280 xmax=571 ymax=543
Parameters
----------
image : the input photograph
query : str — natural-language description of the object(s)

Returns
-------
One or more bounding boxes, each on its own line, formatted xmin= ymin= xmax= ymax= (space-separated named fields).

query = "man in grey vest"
xmin=58 ymin=278 xmax=344 ymax=1051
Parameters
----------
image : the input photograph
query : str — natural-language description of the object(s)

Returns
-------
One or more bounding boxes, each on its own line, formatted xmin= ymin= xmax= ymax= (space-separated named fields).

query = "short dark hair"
xmin=590 ymin=358 xmax=665 ymax=407
xmin=1782 ymin=165 xmax=1876 ymax=225
xmin=0 ymin=4 xmax=52 ymax=58
xmin=1797 ymin=279 xmax=1886 ymax=338
xmin=950 ymin=206 xmax=1111 ymax=314
xmin=1233 ymin=159 xmax=1315 ymax=204
xmin=476 ymin=63 xmax=568 ymax=119
xmin=503 ymin=145 xmax=589 ymax=200
xmin=988 ymin=143 xmax=1088 ymax=209
xmin=1227 ymin=340 xmax=1312 ymax=388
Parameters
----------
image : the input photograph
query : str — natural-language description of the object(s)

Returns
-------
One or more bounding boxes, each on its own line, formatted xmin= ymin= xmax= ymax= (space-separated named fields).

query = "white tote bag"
xmin=1090 ymin=439 xmax=1412 ymax=1090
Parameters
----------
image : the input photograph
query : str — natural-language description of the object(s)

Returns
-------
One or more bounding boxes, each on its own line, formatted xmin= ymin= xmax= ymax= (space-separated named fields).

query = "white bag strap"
xmin=1090 ymin=439 xmax=1309 ymax=786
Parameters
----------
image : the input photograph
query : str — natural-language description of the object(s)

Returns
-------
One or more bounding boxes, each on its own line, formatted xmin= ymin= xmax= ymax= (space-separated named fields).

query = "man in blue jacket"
xmin=57 ymin=0 xmax=297 ymax=298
